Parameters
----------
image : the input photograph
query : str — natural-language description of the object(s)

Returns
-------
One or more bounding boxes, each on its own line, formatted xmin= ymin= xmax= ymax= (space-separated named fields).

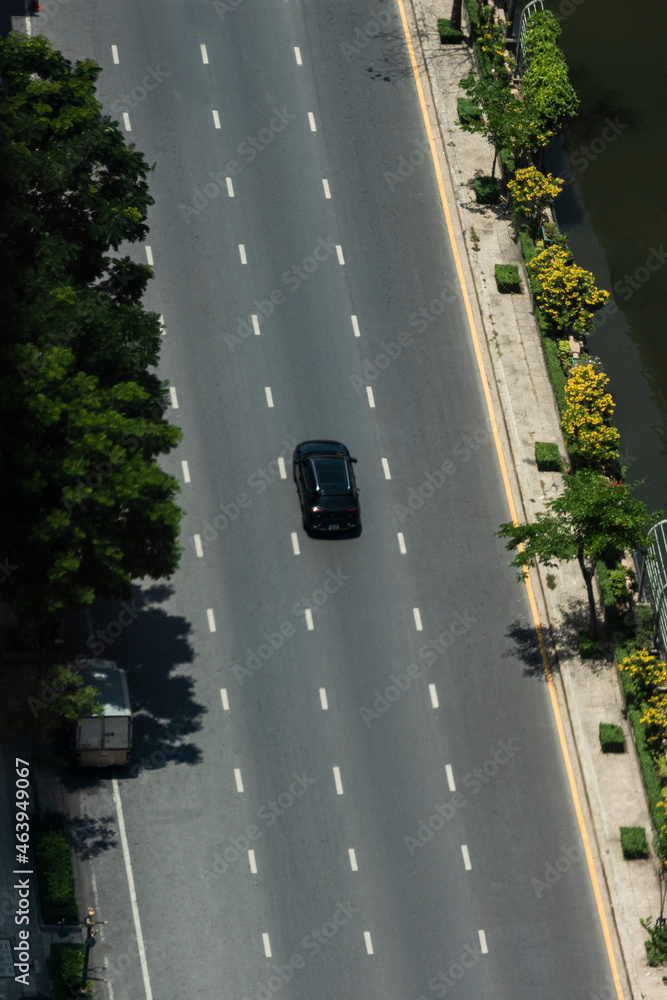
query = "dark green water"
xmin=539 ymin=0 xmax=667 ymax=514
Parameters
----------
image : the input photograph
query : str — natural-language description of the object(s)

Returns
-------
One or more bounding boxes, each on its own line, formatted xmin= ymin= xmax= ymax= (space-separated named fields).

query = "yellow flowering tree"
xmin=619 ymin=648 xmax=667 ymax=703
xmin=507 ymin=167 xmax=563 ymax=231
xmin=561 ymin=365 xmax=620 ymax=469
xmin=527 ymin=245 xmax=609 ymax=335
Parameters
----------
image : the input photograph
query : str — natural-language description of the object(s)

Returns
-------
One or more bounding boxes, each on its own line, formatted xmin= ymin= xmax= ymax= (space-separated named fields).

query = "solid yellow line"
xmin=394 ymin=4 xmax=624 ymax=997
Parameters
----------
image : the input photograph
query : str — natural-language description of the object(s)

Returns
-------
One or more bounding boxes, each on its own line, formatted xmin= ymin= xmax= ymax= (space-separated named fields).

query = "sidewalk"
xmin=404 ymin=2 xmax=663 ymax=997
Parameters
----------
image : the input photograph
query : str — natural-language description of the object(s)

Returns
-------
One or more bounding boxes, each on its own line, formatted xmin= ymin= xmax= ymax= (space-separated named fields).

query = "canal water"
xmin=536 ymin=0 xmax=667 ymax=516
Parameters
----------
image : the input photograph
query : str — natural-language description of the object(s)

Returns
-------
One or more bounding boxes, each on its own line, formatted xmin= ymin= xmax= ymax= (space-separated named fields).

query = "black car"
xmin=293 ymin=441 xmax=360 ymax=532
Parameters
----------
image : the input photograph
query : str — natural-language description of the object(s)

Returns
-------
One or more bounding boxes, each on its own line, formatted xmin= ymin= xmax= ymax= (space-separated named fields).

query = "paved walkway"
xmin=404 ymin=1 xmax=664 ymax=997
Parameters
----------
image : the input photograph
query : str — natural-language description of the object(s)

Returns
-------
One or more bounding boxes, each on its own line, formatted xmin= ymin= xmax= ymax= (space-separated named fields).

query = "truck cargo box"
xmin=75 ymin=659 xmax=132 ymax=766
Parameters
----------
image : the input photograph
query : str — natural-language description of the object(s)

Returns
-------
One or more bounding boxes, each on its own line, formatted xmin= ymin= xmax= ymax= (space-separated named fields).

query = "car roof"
xmin=298 ymin=440 xmax=350 ymax=457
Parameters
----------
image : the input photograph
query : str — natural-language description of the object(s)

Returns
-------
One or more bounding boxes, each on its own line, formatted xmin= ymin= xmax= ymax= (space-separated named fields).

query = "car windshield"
xmin=313 ymin=458 xmax=350 ymax=493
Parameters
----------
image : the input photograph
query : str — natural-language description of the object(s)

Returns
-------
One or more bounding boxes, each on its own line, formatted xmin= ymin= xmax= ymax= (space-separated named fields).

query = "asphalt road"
xmin=43 ymin=1 xmax=616 ymax=999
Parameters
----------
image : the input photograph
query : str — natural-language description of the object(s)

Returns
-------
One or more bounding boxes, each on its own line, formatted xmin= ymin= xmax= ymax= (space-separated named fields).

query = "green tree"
xmin=522 ymin=11 xmax=578 ymax=134
xmin=497 ymin=472 xmax=657 ymax=639
xmin=2 ymin=664 xmax=102 ymax=744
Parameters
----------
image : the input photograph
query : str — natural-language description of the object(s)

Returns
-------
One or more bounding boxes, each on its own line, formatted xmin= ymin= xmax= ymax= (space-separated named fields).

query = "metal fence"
xmin=516 ymin=0 xmax=545 ymax=71
xmin=636 ymin=518 xmax=667 ymax=654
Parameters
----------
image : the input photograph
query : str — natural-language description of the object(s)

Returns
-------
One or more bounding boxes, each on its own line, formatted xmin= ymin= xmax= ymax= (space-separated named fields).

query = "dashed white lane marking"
xmin=123 ymin=112 xmax=131 ymax=131
xmin=278 ymin=456 xmax=286 ymax=478
xmin=248 ymin=849 xmax=257 ymax=874
xmin=294 ymin=46 xmax=302 ymax=64
xmin=429 ymin=683 xmax=439 ymax=708
xmin=366 ymin=386 xmax=375 ymax=408
xmin=226 ymin=177 xmax=235 ymax=196
xmin=319 ymin=688 xmax=328 ymax=710
xmin=397 ymin=532 xmax=407 ymax=554
xmin=262 ymin=933 xmax=272 ymax=957
xmin=446 ymin=764 xmax=456 ymax=792
xmin=364 ymin=932 xmax=374 ymax=955
xmin=336 ymin=245 xmax=345 ymax=265
xmin=220 ymin=688 xmax=229 ymax=711
xmin=305 ymin=608 xmax=314 ymax=630
xmin=381 ymin=457 xmax=391 ymax=479
xmin=462 ymin=845 xmax=471 ymax=870
xmin=194 ymin=534 xmax=204 ymax=558
xmin=200 ymin=43 xmax=209 ymax=63
xmin=265 ymin=387 xmax=274 ymax=408
xmin=291 ymin=532 xmax=300 ymax=556
xmin=212 ymin=109 xmax=221 ymax=128
xmin=333 ymin=767 xmax=343 ymax=794
xmin=169 ymin=387 xmax=179 ymax=409
xmin=181 ymin=460 xmax=191 ymax=483
xmin=159 ymin=314 xmax=166 ymax=335
xmin=111 ymin=44 xmax=119 ymax=64
xmin=234 ymin=768 xmax=244 ymax=793
xmin=413 ymin=608 xmax=423 ymax=631
xmin=239 ymin=244 xmax=247 ymax=264
xmin=322 ymin=179 xmax=331 ymax=198
xmin=478 ymin=930 xmax=488 ymax=954
xmin=308 ymin=112 xmax=317 ymax=131
xmin=251 ymin=314 xmax=261 ymax=335
xmin=351 ymin=315 xmax=361 ymax=338
xmin=206 ymin=608 xmax=216 ymax=632
xmin=112 ymin=779 xmax=154 ymax=1000
xmin=348 ymin=848 xmax=358 ymax=871
xmin=145 ymin=246 xmax=154 ymax=266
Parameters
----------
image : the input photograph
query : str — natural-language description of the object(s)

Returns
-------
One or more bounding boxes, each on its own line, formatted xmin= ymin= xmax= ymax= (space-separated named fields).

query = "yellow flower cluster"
xmin=619 ymin=648 xmax=667 ymax=696
xmin=526 ymin=245 xmax=609 ymax=335
xmin=507 ymin=167 xmax=563 ymax=220
xmin=561 ymin=365 xmax=620 ymax=466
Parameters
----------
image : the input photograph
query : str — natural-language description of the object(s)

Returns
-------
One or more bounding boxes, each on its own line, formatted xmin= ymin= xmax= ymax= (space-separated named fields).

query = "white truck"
xmin=75 ymin=659 xmax=132 ymax=766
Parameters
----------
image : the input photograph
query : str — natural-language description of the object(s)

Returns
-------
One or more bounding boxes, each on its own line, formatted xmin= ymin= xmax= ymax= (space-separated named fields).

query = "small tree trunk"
xmin=451 ymin=0 xmax=463 ymax=33
xmin=491 ymin=145 xmax=498 ymax=179
xmin=578 ymin=553 xmax=598 ymax=639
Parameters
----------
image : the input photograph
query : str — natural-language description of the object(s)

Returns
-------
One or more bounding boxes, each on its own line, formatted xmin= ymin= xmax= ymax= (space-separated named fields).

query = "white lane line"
xmin=226 ymin=177 xmax=235 ymax=196
xmin=294 ymin=46 xmax=302 ymax=64
xmin=291 ymin=532 xmax=300 ymax=556
xmin=181 ymin=460 xmax=191 ymax=483
xmin=364 ymin=932 xmax=374 ymax=955
xmin=248 ymin=849 xmax=257 ymax=874
xmin=212 ymin=109 xmax=221 ymax=128
xmin=446 ymin=764 xmax=456 ymax=792
xmin=123 ymin=112 xmax=131 ymax=131
xmin=220 ymin=688 xmax=230 ymax=711
xmin=265 ymin=386 xmax=274 ymax=408
xmin=461 ymin=845 xmax=471 ymax=870
xmin=322 ymin=179 xmax=331 ymax=198
xmin=351 ymin=315 xmax=361 ymax=338
xmin=262 ymin=933 xmax=272 ymax=958
xmin=333 ymin=766 xmax=343 ymax=794
xmin=348 ymin=848 xmax=358 ymax=871
xmin=381 ymin=457 xmax=391 ymax=479
xmin=234 ymin=768 xmax=244 ymax=793
xmin=308 ymin=112 xmax=317 ymax=131
xmin=207 ymin=608 xmax=216 ymax=632
xmin=278 ymin=456 xmax=286 ymax=478
xmin=111 ymin=44 xmax=119 ymax=64
xmin=112 ymin=779 xmax=154 ymax=1000
xmin=429 ymin=683 xmax=439 ymax=708
xmin=239 ymin=244 xmax=247 ymax=264
xmin=413 ymin=608 xmax=423 ymax=631
xmin=366 ymin=386 xmax=375 ymax=408
xmin=200 ymin=43 xmax=209 ymax=63
xmin=336 ymin=245 xmax=345 ymax=265
xmin=397 ymin=532 xmax=407 ymax=554
xmin=319 ymin=688 xmax=328 ymax=710
xmin=193 ymin=534 xmax=204 ymax=558
xmin=305 ymin=608 xmax=314 ymax=630
xmin=169 ymin=386 xmax=179 ymax=409
xmin=251 ymin=314 xmax=261 ymax=335
xmin=159 ymin=314 xmax=166 ymax=335
xmin=478 ymin=930 xmax=488 ymax=954
xmin=145 ymin=246 xmax=153 ymax=266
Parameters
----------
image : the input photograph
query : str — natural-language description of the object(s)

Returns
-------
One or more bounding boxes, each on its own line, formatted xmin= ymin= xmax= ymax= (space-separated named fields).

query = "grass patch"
xmin=599 ymin=722 xmax=625 ymax=753
xmin=534 ymin=441 xmax=562 ymax=472
xmin=620 ymin=825 xmax=649 ymax=860
xmin=438 ymin=18 xmax=463 ymax=42
xmin=494 ymin=263 xmax=521 ymax=294
xmin=34 ymin=812 xmax=78 ymax=924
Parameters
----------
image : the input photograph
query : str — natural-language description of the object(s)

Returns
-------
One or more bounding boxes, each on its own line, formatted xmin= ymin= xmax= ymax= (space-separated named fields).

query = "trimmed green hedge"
xmin=578 ymin=632 xmax=603 ymax=659
xmin=519 ymin=227 xmax=538 ymax=264
xmin=599 ymin=722 xmax=625 ymax=753
xmin=473 ymin=175 xmax=500 ymax=204
xmin=535 ymin=441 xmax=562 ymax=472
xmin=50 ymin=943 xmax=93 ymax=1000
xmin=541 ymin=336 xmax=567 ymax=413
xmin=620 ymin=825 xmax=649 ymax=860
xmin=35 ymin=813 xmax=78 ymax=924
xmin=438 ymin=18 xmax=463 ymax=42
xmin=495 ymin=263 xmax=521 ymax=294
xmin=457 ymin=97 xmax=481 ymax=126
xmin=464 ymin=0 xmax=480 ymax=30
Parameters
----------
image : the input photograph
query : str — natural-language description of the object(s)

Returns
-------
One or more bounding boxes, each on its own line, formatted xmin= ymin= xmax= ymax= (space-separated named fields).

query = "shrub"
xmin=542 ymin=336 xmax=567 ymax=412
xmin=34 ymin=813 xmax=78 ymax=924
xmin=50 ymin=943 xmax=93 ymax=1000
xmin=534 ymin=441 xmax=562 ymax=472
xmin=599 ymin=722 xmax=625 ymax=753
xmin=641 ymin=917 xmax=667 ymax=966
xmin=519 ymin=227 xmax=538 ymax=263
xmin=561 ymin=364 xmax=620 ymax=469
xmin=457 ymin=97 xmax=481 ymax=127
xmin=620 ymin=825 xmax=649 ymax=860
xmin=494 ymin=264 xmax=521 ymax=293
xmin=527 ymin=245 xmax=610 ymax=336
xmin=473 ymin=175 xmax=500 ymax=204
xmin=578 ymin=632 xmax=603 ymax=659
xmin=464 ymin=0 xmax=480 ymax=30
xmin=636 ymin=604 xmax=655 ymax=650
xmin=557 ymin=338 xmax=573 ymax=375
xmin=507 ymin=167 xmax=563 ymax=229
xmin=438 ymin=18 xmax=463 ymax=42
